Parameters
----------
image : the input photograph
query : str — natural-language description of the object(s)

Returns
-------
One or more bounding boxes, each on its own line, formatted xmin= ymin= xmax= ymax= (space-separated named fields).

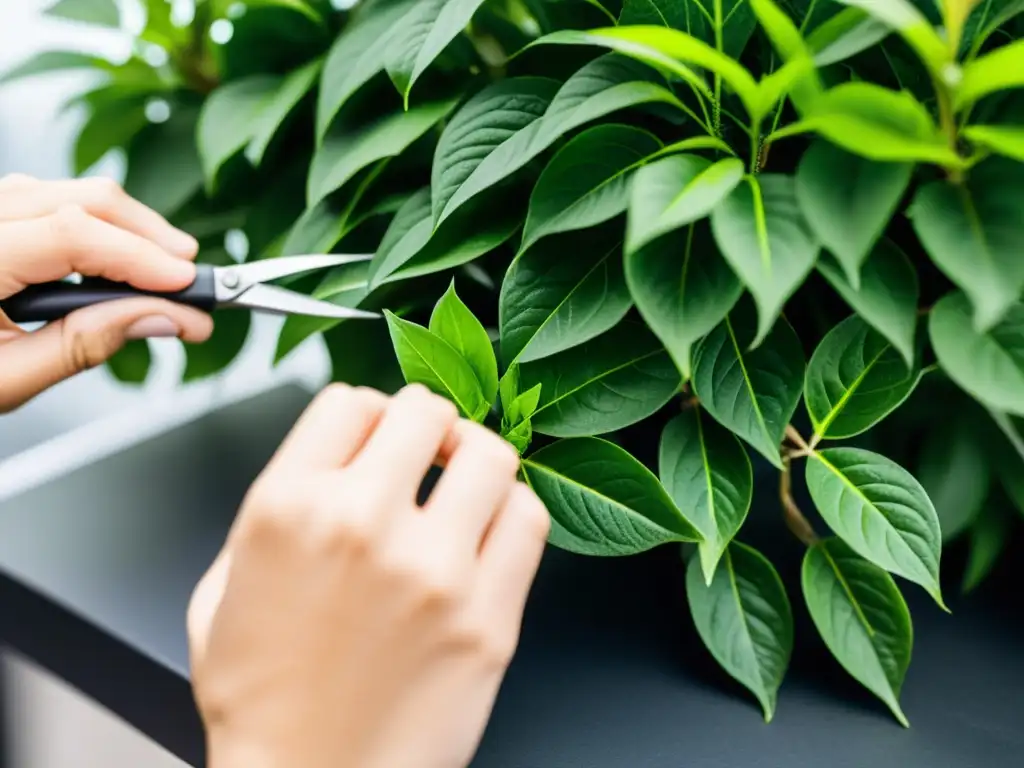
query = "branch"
xmin=780 ymin=456 xmax=818 ymax=547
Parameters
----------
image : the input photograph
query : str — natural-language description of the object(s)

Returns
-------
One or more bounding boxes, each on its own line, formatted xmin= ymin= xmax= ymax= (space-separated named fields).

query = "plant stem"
xmin=785 ymin=424 xmax=810 ymax=452
xmin=780 ymin=456 xmax=818 ymax=546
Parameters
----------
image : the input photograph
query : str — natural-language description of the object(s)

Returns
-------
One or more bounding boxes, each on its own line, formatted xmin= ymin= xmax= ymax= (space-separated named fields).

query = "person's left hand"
xmin=0 ymin=173 xmax=214 ymax=413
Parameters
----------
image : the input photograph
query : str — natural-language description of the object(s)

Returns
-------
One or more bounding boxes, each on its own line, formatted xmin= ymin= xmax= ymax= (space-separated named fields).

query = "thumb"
xmin=0 ymin=297 xmax=213 ymax=412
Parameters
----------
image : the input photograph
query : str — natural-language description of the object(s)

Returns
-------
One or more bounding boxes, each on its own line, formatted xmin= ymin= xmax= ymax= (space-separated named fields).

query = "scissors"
xmin=0 ymin=254 xmax=381 ymax=324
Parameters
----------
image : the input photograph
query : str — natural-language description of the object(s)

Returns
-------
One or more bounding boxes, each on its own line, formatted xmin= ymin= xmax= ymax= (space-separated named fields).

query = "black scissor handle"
xmin=0 ymin=264 xmax=219 ymax=324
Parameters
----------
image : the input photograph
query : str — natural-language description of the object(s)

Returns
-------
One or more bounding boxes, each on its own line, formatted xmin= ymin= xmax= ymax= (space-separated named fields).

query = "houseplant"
xmin=5 ymin=0 xmax=1023 ymax=726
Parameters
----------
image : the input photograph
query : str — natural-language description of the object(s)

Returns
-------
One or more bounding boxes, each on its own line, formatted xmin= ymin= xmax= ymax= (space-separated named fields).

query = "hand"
xmin=0 ymin=173 xmax=213 ymax=412
xmin=187 ymin=384 xmax=550 ymax=768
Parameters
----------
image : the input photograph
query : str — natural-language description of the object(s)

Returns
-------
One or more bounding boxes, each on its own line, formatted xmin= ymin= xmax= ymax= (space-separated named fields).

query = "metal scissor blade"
xmin=228 ymin=282 xmax=381 ymax=320
xmin=227 ymin=254 xmax=374 ymax=286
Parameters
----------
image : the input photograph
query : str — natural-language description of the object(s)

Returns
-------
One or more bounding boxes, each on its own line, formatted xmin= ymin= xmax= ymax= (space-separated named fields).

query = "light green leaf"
xmin=0 ymin=50 xmax=113 ymax=86
xmin=802 ymin=538 xmax=912 ymax=727
xmin=916 ymin=412 xmax=991 ymax=543
xmin=183 ymin=309 xmax=252 ymax=383
xmin=807 ymin=9 xmax=891 ymax=67
xmin=661 ymin=409 xmax=753 ymax=582
xmin=909 ymin=159 xmax=1024 ymax=332
xmin=710 ymin=174 xmax=820 ymax=346
xmin=429 ymin=280 xmax=499 ymax=406
xmin=105 ymin=339 xmax=152 ymax=385
xmin=521 ymin=319 xmax=681 ymax=437
xmin=197 ymin=76 xmax=280 ymax=193
xmin=805 ymin=315 xmax=921 ymax=442
xmin=499 ymin=363 xmax=521 ymax=415
xmin=435 ymin=54 xmax=691 ymax=226
xmin=686 ymin=542 xmax=793 ymax=722
xmin=626 ymin=154 xmax=745 ymax=255
xmin=384 ymin=0 xmax=488 ymax=106
xmin=500 ymin=226 xmax=632 ymax=365
xmin=315 ymin=0 xmax=418 ymax=140
xmin=503 ymin=417 xmax=534 ymax=455
xmin=43 ymin=0 xmax=119 ymax=27
xmin=962 ymin=499 xmax=1014 ymax=593
xmin=805 ymin=447 xmax=946 ymax=608
xmin=385 ymin=310 xmax=489 ymax=419
xmin=509 ymin=383 xmax=542 ymax=422
xmin=796 ymin=139 xmax=913 ymax=289
xmin=830 ymin=0 xmax=950 ymax=74
xmin=245 ymin=57 xmax=323 ymax=166
xmin=625 ymin=221 xmax=742 ymax=381
xmin=770 ymin=82 xmax=959 ymax=166
xmin=816 ymin=240 xmax=919 ymax=368
xmin=962 ymin=124 xmax=1024 ymax=163
xmin=691 ymin=300 xmax=805 ymax=468
xmin=749 ymin=0 xmax=825 ymax=115
xmin=308 ymin=96 xmax=458 ymax=207
xmin=522 ymin=437 xmax=702 ymax=555
xmin=956 ymin=38 xmax=1024 ymax=109
xmin=928 ymin=291 xmax=1024 ymax=416
xmin=520 ymin=124 xmax=663 ymax=253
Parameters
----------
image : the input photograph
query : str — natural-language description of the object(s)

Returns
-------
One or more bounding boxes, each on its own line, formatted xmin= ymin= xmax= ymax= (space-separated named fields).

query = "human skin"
xmin=0 ymin=173 xmax=551 ymax=768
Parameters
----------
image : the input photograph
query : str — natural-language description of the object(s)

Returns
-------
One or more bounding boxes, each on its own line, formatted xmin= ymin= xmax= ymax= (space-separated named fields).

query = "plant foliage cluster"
xmin=7 ymin=0 xmax=1024 ymax=725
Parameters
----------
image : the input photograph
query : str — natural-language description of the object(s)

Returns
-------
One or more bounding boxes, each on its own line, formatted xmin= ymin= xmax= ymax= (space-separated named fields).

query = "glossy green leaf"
xmin=522 ymin=437 xmax=702 ymax=555
xmin=962 ymin=124 xmax=1024 ymax=162
xmin=962 ymin=499 xmax=1014 ymax=593
xmin=367 ymin=188 xmax=433 ymax=287
xmin=105 ymin=339 xmax=152 ymax=385
xmin=500 ymin=226 xmax=632 ymax=365
xmin=123 ymin=104 xmax=203 ymax=218
xmin=710 ymin=174 xmax=820 ymax=347
xmin=807 ymin=9 xmax=891 ymax=66
xmin=315 ymin=0 xmax=418 ymax=140
xmin=805 ymin=315 xmax=921 ymax=442
xmin=796 ymin=139 xmax=913 ymax=289
xmin=520 ymin=124 xmax=662 ymax=253
xmin=929 ymin=291 xmax=1024 ymax=416
xmin=626 ymin=154 xmax=745 ymax=255
xmin=183 ymin=309 xmax=252 ymax=383
xmin=324 ymin=317 xmax=405 ymax=394
xmin=805 ymin=447 xmax=946 ymax=608
xmin=916 ymin=411 xmax=991 ymax=543
xmin=691 ymin=301 xmax=805 ymax=468
xmin=429 ymin=280 xmax=499 ymax=405
xmin=686 ymin=542 xmax=793 ymax=722
xmin=771 ymin=82 xmax=959 ymax=166
xmin=384 ymin=0 xmax=488 ymax=106
xmin=661 ymin=409 xmax=753 ymax=582
xmin=830 ymin=0 xmax=949 ymax=73
xmin=385 ymin=310 xmax=489 ymax=419
xmin=308 ymin=96 xmax=458 ymax=206
xmin=521 ymin=320 xmax=681 ymax=437
xmin=802 ymin=538 xmax=912 ymax=727
xmin=748 ymin=0 xmax=825 ymax=114
xmin=625 ymin=222 xmax=742 ymax=381
xmin=956 ymin=38 xmax=1024 ymax=109
xmin=434 ymin=55 xmax=690 ymax=226
xmin=43 ymin=0 xmax=119 ymax=27
xmin=197 ymin=76 xmax=279 ymax=192
xmin=245 ymin=57 xmax=323 ymax=166
xmin=816 ymin=240 xmax=919 ymax=368
xmin=910 ymin=159 xmax=1024 ymax=332
xmin=690 ymin=0 xmax=758 ymax=58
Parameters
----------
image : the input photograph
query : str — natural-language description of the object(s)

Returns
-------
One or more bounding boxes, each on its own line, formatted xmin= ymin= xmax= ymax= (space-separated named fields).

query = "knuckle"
xmin=48 ymin=204 xmax=88 ymax=248
xmin=240 ymin=476 xmax=307 ymax=540
xmin=84 ymin=176 xmax=125 ymax=211
xmin=451 ymin=620 xmax=517 ymax=668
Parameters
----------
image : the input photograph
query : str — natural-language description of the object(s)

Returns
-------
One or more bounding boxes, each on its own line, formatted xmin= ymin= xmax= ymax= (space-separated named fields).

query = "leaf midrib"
xmin=401 ymin=328 xmax=483 ymax=417
xmin=819 ymin=542 xmax=876 ymax=638
xmin=813 ymin=341 xmax=892 ymax=438
xmin=532 ymin=348 xmax=663 ymax=418
xmin=724 ymin=316 xmax=774 ymax=451
xmin=726 ymin=549 xmax=769 ymax=702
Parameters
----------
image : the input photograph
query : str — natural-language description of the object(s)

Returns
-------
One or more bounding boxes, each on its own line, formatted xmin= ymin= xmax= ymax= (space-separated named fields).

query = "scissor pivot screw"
xmin=221 ymin=269 xmax=240 ymax=289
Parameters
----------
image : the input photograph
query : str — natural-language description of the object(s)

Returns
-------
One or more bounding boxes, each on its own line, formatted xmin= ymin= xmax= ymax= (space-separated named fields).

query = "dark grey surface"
xmin=0 ymin=383 xmax=1021 ymax=767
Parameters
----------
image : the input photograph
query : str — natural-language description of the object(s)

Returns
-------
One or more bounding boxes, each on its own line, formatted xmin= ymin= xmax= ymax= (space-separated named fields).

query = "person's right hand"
xmin=187 ymin=383 xmax=551 ymax=768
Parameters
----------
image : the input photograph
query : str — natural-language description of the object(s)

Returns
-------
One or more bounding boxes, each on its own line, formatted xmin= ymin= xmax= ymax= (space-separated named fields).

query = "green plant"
xmin=7 ymin=0 xmax=1024 ymax=726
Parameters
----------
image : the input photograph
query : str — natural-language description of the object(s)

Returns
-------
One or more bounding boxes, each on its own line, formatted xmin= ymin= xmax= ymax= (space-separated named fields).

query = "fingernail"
xmin=167 ymin=229 xmax=199 ymax=258
xmin=126 ymin=316 xmax=181 ymax=340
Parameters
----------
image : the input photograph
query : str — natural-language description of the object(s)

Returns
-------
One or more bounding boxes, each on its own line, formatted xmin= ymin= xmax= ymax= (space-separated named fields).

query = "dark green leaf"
xmin=910 ymin=159 xmax=1024 ymax=331
xmin=661 ymin=409 xmax=752 ymax=582
xmin=619 ymin=0 xmax=709 ymax=41
xmin=802 ymin=538 xmax=912 ymax=727
xmin=73 ymin=96 xmax=149 ymax=175
xmin=429 ymin=280 xmax=499 ymax=405
xmin=625 ymin=221 xmax=742 ymax=380
xmin=324 ymin=317 xmax=405 ymax=393
xmin=43 ymin=0 xmax=119 ymax=27
xmin=691 ymin=0 xmax=758 ymax=58
xmin=626 ymin=154 xmax=745 ymax=255
xmin=807 ymin=9 xmax=891 ymax=66
xmin=105 ymin=339 xmax=152 ymax=385
xmin=246 ymin=57 xmax=323 ymax=166
xmin=367 ymin=188 xmax=433 ymax=287
xmin=123 ymin=104 xmax=203 ymax=218
xmin=816 ymin=240 xmax=919 ymax=368
xmin=710 ymin=174 xmax=820 ymax=346
xmin=962 ymin=498 xmax=1014 ymax=593
xmin=929 ymin=291 xmax=1024 ymax=416
xmin=795 ymin=139 xmax=912 ymax=288
xmin=691 ymin=300 xmax=805 ymax=468
xmin=687 ymin=542 xmax=793 ymax=722
xmin=522 ymin=436 xmax=702 ymax=555
xmin=183 ymin=309 xmax=252 ymax=382
xmin=385 ymin=310 xmax=489 ymax=419
xmin=521 ymin=319 xmax=681 ymax=437
xmin=830 ymin=0 xmax=948 ymax=74
xmin=805 ymin=447 xmax=946 ymax=608
xmin=804 ymin=315 xmax=921 ymax=441
xmin=520 ymin=124 xmax=662 ymax=253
